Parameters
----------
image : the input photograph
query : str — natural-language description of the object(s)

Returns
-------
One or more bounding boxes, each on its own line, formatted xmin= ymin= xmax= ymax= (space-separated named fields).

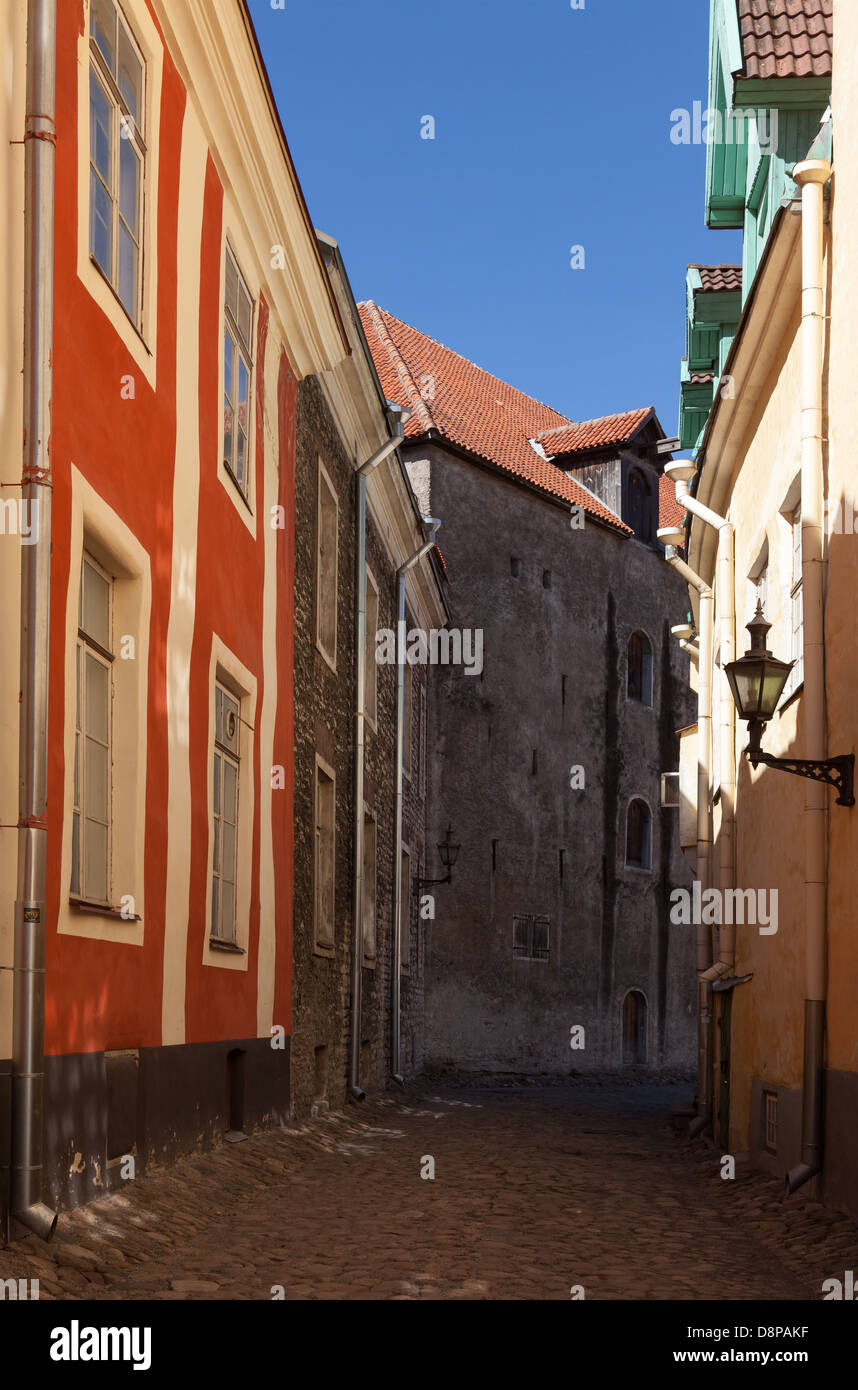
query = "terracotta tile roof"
xmin=358 ymin=302 xmax=644 ymax=534
xmin=691 ymin=264 xmax=743 ymax=294
xmin=660 ymin=475 xmax=689 ymax=532
xmin=736 ymin=0 xmax=832 ymax=81
xmin=689 ymin=372 xmax=715 ymax=385
xmin=535 ymin=407 xmax=654 ymax=457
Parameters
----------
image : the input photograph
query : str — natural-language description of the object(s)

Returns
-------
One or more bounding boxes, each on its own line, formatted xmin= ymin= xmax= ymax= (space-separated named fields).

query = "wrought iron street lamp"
xmin=725 ymin=603 xmax=854 ymax=807
xmin=417 ymin=824 xmax=460 ymax=888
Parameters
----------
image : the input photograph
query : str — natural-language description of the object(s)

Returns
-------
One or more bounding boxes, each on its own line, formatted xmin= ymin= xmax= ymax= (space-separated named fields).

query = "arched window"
xmin=627 ymin=631 xmax=653 ymax=705
xmin=625 ymin=799 xmax=651 ymax=870
xmin=622 ymin=990 xmax=648 ymax=1065
xmin=627 ymin=468 xmax=652 ymax=541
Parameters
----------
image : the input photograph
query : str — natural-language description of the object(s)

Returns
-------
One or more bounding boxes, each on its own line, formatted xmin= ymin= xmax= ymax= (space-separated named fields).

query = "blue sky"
xmin=249 ymin=0 xmax=741 ymax=435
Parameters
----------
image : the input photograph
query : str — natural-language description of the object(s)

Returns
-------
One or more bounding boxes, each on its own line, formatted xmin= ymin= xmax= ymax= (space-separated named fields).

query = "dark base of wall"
xmin=749 ymin=1070 xmax=858 ymax=1220
xmin=0 ymin=1035 xmax=290 ymax=1231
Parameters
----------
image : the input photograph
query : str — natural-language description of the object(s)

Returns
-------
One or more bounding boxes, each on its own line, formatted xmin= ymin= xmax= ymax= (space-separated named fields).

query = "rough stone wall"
xmin=415 ymin=443 xmax=696 ymax=1074
xmin=292 ymin=375 xmax=356 ymax=1118
xmin=291 ymin=375 xmax=429 ymax=1117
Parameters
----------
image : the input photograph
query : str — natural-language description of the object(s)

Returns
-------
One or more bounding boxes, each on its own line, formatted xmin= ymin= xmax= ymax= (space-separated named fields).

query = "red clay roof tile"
xmin=691 ymin=264 xmax=743 ymax=294
xmin=537 ymin=408 xmax=654 ymax=457
xmin=659 ymin=475 xmax=689 ymax=532
xmin=736 ymin=0 xmax=832 ymax=82
xmin=358 ymin=302 xmax=649 ymax=534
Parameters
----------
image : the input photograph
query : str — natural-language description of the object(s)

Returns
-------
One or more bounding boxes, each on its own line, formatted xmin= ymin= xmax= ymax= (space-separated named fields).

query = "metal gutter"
xmin=9 ymin=0 xmax=58 ymax=1244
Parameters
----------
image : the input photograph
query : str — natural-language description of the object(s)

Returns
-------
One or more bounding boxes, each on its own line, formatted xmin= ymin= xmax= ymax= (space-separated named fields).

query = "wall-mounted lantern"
xmin=418 ymin=824 xmax=461 ymax=888
xmin=725 ymin=603 xmax=854 ymax=807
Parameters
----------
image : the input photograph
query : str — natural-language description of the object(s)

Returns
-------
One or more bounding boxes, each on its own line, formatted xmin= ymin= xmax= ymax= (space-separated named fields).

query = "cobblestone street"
xmin=3 ymin=1078 xmax=856 ymax=1301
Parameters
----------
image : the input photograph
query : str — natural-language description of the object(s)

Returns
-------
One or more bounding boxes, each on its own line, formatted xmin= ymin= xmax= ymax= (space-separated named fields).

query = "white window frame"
xmin=314 ymin=754 xmax=336 ymax=954
xmin=222 ymin=242 xmax=255 ymax=504
xmin=72 ymin=552 xmax=114 ymax=906
xmin=315 ymin=460 xmax=338 ymax=670
xmin=203 ymin=640 xmax=256 ymax=970
xmin=399 ymin=843 xmax=411 ymax=975
xmin=365 ymin=564 xmax=379 ymax=730
xmin=402 ymin=650 xmax=413 ymax=780
xmin=788 ymin=504 xmax=803 ymax=695
xmin=77 ymin=0 xmax=162 ymax=384
xmin=363 ymin=807 xmax=377 ymax=963
xmin=210 ymin=682 xmax=241 ymax=946
xmin=59 ymin=467 xmax=150 ymax=946
xmin=88 ymin=0 xmax=146 ymax=327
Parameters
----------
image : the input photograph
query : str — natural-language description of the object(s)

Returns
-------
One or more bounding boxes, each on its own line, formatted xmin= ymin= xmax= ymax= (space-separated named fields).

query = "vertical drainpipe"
xmin=391 ymin=517 xmax=440 ymax=1083
xmin=665 ymin=549 xmax=713 ymax=1136
xmin=786 ymin=158 xmax=832 ymax=1196
xmin=11 ymin=0 xmax=58 ymax=1242
xmin=349 ymin=412 xmax=408 ymax=1101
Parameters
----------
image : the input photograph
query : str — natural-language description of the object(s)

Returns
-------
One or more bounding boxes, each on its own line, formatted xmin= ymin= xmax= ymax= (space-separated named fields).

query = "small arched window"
xmin=622 ymin=991 xmax=648 ymax=1065
xmin=625 ymin=799 xmax=652 ymax=870
xmin=627 ymin=631 xmax=653 ymax=706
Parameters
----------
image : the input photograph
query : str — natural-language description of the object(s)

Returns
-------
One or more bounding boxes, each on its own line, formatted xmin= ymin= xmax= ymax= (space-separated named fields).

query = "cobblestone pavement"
xmin=2 ymin=1078 xmax=856 ymax=1300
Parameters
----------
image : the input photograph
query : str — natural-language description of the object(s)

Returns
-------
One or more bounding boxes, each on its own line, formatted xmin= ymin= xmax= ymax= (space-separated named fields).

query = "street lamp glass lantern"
xmin=438 ymin=824 xmax=460 ymax=871
xmin=725 ymin=602 xmax=793 ymax=722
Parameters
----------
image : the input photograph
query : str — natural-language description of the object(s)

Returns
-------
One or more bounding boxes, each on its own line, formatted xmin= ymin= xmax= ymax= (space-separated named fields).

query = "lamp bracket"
xmin=414 ymin=872 xmax=451 ymax=890
xmin=746 ymin=734 xmax=855 ymax=807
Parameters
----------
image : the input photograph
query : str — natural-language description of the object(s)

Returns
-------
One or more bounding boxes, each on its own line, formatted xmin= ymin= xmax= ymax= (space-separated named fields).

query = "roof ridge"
xmin=360 ymin=301 xmax=436 ymax=434
xmin=359 ymin=302 xmax=572 ymax=426
xmin=539 ymin=406 xmax=653 ymax=438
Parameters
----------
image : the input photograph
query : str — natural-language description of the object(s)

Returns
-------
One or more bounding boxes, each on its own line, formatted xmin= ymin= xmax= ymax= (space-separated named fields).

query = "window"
xmin=622 ymin=991 xmax=648 ymax=1065
xmin=365 ymin=567 xmax=379 ymax=727
xmin=747 ymin=539 xmax=769 ymax=622
xmin=399 ymin=847 xmax=411 ymax=974
xmin=89 ymin=0 xmax=145 ymax=323
xmin=789 ymin=505 xmax=803 ymax=692
xmin=223 ymin=245 xmax=254 ymax=499
xmin=402 ymin=659 xmax=413 ymax=778
xmin=627 ymin=631 xmax=653 ymax=706
xmin=72 ymin=553 xmax=114 ymax=904
xmin=512 ymin=914 xmax=550 ymax=961
xmin=211 ymin=683 xmax=240 ymax=943
xmin=627 ymin=468 xmax=652 ymax=542
xmin=625 ymin=799 xmax=652 ymax=871
xmin=363 ymin=811 xmax=376 ymax=961
xmin=763 ymin=1091 xmax=778 ymax=1154
xmin=316 ymin=462 xmax=338 ymax=666
xmin=314 ymin=760 xmax=336 ymax=949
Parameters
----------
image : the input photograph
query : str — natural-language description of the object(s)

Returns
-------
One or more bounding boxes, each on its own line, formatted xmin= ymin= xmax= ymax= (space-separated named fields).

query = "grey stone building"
xmin=361 ymin=303 xmax=696 ymax=1074
xmin=289 ymin=245 xmax=445 ymax=1119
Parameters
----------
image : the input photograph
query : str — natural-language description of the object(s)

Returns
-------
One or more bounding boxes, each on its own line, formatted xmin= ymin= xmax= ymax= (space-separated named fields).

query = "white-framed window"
xmin=363 ymin=809 xmax=377 ymax=962
xmin=223 ymin=244 xmax=254 ymax=500
xmin=402 ymin=657 xmax=413 ymax=779
xmin=88 ymin=0 xmax=145 ymax=324
xmin=316 ymin=461 xmax=338 ymax=668
xmin=71 ymin=552 xmax=114 ymax=905
xmin=788 ymin=505 xmax=803 ymax=693
xmin=211 ymin=683 xmax=240 ymax=944
xmin=314 ymin=757 xmax=336 ymax=950
xmin=365 ymin=566 xmax=379 ymax=727
xmin=399 ymin=845 xmax=411 ymax=974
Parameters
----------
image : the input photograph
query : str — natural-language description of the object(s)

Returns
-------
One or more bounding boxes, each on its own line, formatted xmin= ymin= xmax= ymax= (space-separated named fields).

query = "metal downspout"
xmin=786 ymin=158 xmax=832 ymax=1196
xmin=665 ymin=549 xmax=713 ymax=1138
xmin=391 ymin=518 xmax=440 ymax=1083
xmin=10 ymin=0 xmax=58 ymax=1243
xmin=349 ymin=424 xmax=406 ymax=1101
